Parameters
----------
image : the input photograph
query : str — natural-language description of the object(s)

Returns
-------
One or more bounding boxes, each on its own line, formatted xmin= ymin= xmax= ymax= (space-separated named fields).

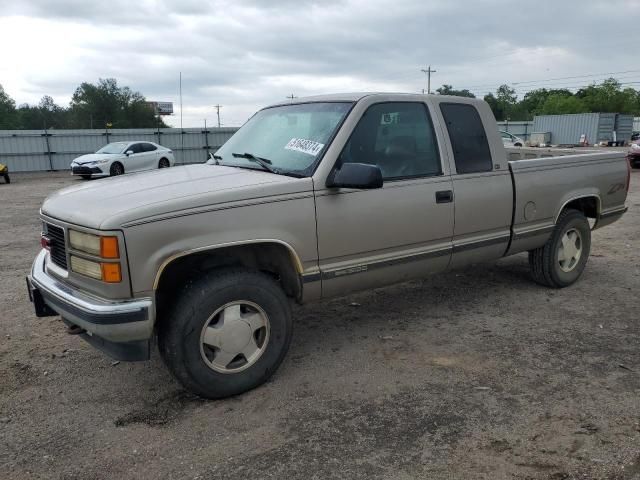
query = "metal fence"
xmin=0 ymin=127 xmax=239 ymax=172
xmin=496 ymin=121 xmax=534 ymax=140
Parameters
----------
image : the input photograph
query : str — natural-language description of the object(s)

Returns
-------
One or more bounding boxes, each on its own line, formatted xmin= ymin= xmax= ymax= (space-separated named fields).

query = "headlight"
xmin=69 ymin=230 xmax=119 ymax=258
xmin=70 ymin=255 xmax=121 ymax=283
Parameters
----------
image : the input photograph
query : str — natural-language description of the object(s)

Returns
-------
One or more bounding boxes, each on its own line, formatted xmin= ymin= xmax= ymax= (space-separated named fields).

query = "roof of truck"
xmin=265 ymin=92 xmax=483 ymax=109
xmin=266 ymin=92 xmax=410 ymax=107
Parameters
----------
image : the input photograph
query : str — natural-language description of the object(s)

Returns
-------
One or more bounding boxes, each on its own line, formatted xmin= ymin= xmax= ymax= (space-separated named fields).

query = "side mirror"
xmin=125 ymin=150 xmax=134 ymax=156
xmin=326 ymin=162 xmax=383 ymax=189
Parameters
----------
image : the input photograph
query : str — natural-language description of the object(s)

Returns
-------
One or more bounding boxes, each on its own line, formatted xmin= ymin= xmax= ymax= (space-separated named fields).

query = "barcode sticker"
xmin=284 ymin=138 xmax=324 ymax=156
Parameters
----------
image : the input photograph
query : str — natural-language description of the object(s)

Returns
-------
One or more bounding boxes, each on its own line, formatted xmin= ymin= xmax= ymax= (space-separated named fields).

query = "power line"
xmin=459 ymin=69 xmax=640 ymax=91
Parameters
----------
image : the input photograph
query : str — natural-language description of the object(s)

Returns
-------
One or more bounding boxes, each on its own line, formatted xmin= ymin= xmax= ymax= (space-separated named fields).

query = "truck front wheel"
xmin=158 ymin=268 xmax=292 ymax=399
xmin=528 ymin=209 xmax=591 ymax=288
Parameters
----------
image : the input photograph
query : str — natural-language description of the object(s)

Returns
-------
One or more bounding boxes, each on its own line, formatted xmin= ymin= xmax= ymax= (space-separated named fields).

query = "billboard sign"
xmin=147 ymin=101 xmax=174 ymax=115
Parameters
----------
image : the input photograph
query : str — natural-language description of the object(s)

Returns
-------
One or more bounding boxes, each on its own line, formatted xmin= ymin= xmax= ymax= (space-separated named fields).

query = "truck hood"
xmin=42 ymin=164 xmax=312 ymax=229
xmin=71 ymin=153 xmax=121 ymax=165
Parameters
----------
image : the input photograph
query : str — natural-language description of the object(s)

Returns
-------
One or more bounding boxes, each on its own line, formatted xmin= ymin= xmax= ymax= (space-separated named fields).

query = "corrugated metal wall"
xmin=634 ymin=117 xmax=640 ymax=132
xmin=614 ymin=115 xmax=634 ymax=142
xmin=0 ymin=127 xmax=239 ymax=172
xmin=532 ymin=113 xmax=631 ymax=145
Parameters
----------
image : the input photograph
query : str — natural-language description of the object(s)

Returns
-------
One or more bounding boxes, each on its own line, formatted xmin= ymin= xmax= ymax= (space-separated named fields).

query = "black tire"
xmin=528 ymin=209 xmax=591 ymax=288
xmin=3 ymin=173 xmax=9 ymax=184
xmin=158 ymin=158 xmax=170 ymax=169
xmin=110 ymin=162 xmax=124 ymax=176
xmin=158 ymin=268 xmax=292 ymax=399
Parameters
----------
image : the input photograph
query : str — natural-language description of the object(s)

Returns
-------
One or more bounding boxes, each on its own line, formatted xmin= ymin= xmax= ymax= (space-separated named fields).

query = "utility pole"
xmin=287 ymin=94 xmax=296 ymax=101
xmin=214 ymin=104 xmax=222 ymax=128
xmin=179 ymin=72 xmax=183 ymax=131
xmin=421 ymin=65 xmax=436 ymax=94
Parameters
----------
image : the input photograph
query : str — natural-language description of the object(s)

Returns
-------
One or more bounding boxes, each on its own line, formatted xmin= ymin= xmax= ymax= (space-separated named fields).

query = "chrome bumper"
xmin=27 ymin=250 xmax=154 ymax=359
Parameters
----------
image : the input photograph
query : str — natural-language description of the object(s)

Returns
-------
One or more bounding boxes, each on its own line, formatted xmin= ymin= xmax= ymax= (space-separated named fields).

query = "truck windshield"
xmin=212 ymin=102 xmax=353 ymax=176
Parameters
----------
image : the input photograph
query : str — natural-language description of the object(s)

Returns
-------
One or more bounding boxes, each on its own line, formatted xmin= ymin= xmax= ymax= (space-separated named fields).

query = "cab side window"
xmin=339 ymin=102 xmax=441 ymax=180
xmin=440 ymin=103 xmax=492 ymax=174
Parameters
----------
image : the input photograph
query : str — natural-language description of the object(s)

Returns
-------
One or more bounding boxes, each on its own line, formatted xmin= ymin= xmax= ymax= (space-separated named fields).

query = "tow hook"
xmin=66 ymin=324 xmax=86 ymax=335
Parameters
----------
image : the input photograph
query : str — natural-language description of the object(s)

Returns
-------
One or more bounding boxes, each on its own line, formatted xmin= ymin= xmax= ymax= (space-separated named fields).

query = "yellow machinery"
xmin=0 ymin=163 xmax=9 ymax=184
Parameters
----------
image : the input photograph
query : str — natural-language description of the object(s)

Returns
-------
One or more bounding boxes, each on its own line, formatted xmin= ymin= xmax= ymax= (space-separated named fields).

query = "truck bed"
xmin=506 ymin=148 xmax=629 ymax=255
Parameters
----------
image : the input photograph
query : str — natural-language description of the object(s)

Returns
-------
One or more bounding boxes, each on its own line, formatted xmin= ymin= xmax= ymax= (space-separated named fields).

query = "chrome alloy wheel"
xmin=558 ymin=228 xmax=582 ymax=273
xmin=199 ymin=301 xmax=270 ymax=374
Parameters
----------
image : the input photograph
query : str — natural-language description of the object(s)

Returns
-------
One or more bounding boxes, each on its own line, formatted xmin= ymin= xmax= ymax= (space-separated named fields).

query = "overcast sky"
xmin=1 ymin=0 xmax=638 ymax=127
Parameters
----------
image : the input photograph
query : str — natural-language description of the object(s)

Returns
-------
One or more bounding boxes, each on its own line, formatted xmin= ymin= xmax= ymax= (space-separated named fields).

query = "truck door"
xmin=315 ymin=101 xmax=454 ymax=297
xmin=436 ymin=101 xmax=513 ymax=268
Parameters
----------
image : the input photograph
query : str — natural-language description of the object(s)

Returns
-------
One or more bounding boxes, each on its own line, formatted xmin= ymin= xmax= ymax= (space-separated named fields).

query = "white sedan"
xmin=500 ymin=131 xmax=524 ymax=147
xmin=70 ymin=141 xmax=175 ymax=179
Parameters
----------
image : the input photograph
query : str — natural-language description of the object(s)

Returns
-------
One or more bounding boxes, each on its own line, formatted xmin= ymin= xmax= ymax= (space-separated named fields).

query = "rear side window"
xmin=142 ymin=143 xmax=157 ymax=152
xmin=440 ymin=103 xmax=492 ymax=174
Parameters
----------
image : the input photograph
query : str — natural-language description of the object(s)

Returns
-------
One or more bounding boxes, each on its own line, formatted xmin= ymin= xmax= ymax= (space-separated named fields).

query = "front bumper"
xmin=71 ymin=165 xmax=105 ymax=176
xmin=27 ymin=249 xmax=154 ymax=361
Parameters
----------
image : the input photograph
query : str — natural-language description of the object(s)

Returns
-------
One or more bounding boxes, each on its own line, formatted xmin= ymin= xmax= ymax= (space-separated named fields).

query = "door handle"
xmin=435 ymin=190 xmax=454 ymax=203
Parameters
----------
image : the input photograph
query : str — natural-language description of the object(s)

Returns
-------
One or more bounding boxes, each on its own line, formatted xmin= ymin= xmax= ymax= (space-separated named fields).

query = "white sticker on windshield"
xmin=284 ymin=138 xmax=325 ymax=156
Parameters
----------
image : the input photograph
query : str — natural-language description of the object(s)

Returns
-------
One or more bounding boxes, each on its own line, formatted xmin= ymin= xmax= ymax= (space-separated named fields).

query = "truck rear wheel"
xmin=158 ymin=268 xmax=292 ymax=399
xmin=528 ymin=209 xmax=591 ymax=288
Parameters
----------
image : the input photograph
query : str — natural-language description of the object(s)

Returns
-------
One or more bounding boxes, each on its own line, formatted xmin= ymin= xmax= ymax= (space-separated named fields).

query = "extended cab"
xmin=27 ymin=93 xmax=630 ymax=398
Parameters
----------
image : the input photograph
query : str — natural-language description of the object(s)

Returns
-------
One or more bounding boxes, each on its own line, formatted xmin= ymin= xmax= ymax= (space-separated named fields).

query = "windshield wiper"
xmin=231 ymin=152 xmax=279 ymax=174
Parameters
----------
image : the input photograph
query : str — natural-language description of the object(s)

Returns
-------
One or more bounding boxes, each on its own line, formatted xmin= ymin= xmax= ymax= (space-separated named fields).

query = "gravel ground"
xmin=1 ymin=170 xmax=639 ymax=480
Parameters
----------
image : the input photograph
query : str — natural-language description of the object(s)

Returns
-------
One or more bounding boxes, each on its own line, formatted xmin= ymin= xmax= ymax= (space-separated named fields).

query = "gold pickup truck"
xmin=27 ymin=93 xmax=630 ymax=398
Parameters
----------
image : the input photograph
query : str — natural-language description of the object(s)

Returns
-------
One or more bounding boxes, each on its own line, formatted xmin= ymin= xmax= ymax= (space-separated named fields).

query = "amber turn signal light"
xmin=101 ymin=263 xmax=122 ymax=283
xmin=100 ymin=236 xmax=119 ymax=259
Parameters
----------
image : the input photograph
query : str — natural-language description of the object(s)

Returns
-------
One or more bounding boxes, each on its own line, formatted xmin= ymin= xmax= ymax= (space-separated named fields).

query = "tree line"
xmin=0 ymin=78 xmax=167 ymax=130
xmin=437 ymin=78 xmax=640 ymax=121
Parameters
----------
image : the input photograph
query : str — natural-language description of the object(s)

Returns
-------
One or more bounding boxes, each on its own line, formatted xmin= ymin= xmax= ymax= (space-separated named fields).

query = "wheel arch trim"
xmin=554 ymin=194 xmax=601 ymax=225
xmin=152 ymin=238 xmax=305 ymax=290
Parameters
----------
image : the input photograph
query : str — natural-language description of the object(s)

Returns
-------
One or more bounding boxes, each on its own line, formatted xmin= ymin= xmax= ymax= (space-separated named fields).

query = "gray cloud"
xmin=1 ymin=0 xmax=638 ymax=126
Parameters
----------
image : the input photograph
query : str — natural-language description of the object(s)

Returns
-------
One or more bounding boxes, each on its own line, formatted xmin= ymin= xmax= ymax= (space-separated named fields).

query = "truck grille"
xmin=45 ymin=223 xmax=68 ymax=270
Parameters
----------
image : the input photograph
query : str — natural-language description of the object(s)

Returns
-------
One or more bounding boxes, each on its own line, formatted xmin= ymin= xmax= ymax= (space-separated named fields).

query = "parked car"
xmin=500 ymin=130 xmax=524 ymax=147
xmin=70 ymin=141 xmax=174 ymax=179
xmin=630 ymin=132 xmax=640 ymax=141
xmin=28 ymin=93 xmax=629 ymax=399
xmin=628 ymin=140 xmax=640 ymax=168
xmin=0 ymin=163 xmax=9 ymax=184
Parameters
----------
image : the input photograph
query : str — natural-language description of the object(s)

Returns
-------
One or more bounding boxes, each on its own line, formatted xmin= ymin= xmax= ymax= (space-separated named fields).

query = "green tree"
xmin=576 ymin=78 xmax=640 ymax=114
xmin=484 ymin=93 xmax=503 ymax=120
xmin=520 ymin=88 xmax=573 ymax=118
xmin=0 ymin=84 xmax=18 ymax=129
xmin=495 ymin=84 xmax=517 ymax=120
xmin=69 ymin=78 xmax=164 ymax=128
xmin=485 ymin=85 xmax=519 ymax=120
xmin=435 ymin=84 xmax=475 ymax=98
xmin=539 ymin=94 xmax=589 ymax=115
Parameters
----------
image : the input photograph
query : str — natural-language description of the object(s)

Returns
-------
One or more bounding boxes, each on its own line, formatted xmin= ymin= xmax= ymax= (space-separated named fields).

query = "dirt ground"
xmin=1 ymin=170 xmax=639 ymax=480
